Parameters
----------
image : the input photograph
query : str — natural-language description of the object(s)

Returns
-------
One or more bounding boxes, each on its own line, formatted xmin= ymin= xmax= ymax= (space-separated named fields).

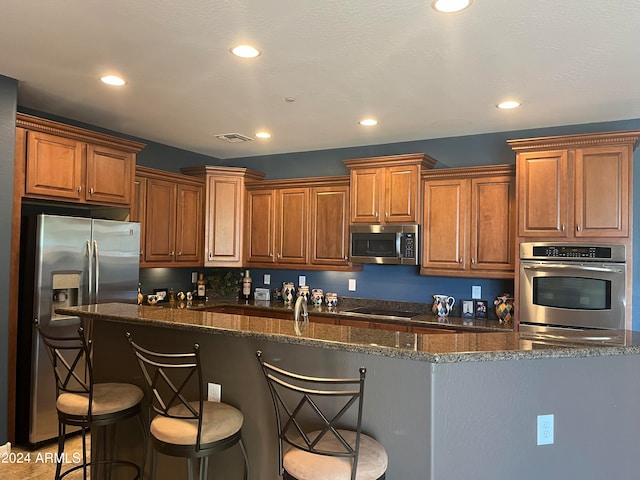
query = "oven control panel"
xmin=520 ymin=243 xmax=626 ymax=262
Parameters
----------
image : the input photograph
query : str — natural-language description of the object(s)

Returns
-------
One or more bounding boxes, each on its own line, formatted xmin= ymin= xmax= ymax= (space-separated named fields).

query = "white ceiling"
xmin=2 ymin=0 xmax=640 ymax=160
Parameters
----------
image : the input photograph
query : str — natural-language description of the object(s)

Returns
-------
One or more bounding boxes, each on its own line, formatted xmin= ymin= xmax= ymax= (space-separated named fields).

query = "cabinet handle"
xmin=385 ymin=212 xmax=389 ymax=219
xmin=576 ymin=224 xmax=582 ymax=232
xmin=89 ymin=187 xmax=94 ymax=195
xmin=471 ymin=258 xmax=476 ymax=264
xmin=277 ymin=253 xmax=281 ymax=259
xmin=561 ymin=224 xmax=566 ymax=232
xmin=177 ymin=251 xmax=182 ymax=256
xmin=77 ymin=186 xmax=82 ymax=194
xmin=170 ymin=251 xmax=175 ymax=256
xmin=459 ymin=258 xmax=463 ymax=264
xmin=375 ymin=211 xmax=379 ymax=220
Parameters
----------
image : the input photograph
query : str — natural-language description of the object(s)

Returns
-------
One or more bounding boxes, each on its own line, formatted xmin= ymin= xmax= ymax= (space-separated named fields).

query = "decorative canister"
xmin=432 ymin=294 xmax=455 ymax=317
xmin=325 ymin=292 xmax=338 ymax=308
xmin=297 ymin=285 xmax=310 ymax=303
xmin=282 ymin=282 xmax=295 ymax=304
xmin=311 ymin=288 xmax=324 ymax=306
xmin=494 ymin=294 xmax=515 ymax=323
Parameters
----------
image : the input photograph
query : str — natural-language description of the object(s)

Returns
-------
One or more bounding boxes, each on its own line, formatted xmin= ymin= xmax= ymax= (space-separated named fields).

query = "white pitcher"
xmin=432 ymin=294 xmax=455 ymax=317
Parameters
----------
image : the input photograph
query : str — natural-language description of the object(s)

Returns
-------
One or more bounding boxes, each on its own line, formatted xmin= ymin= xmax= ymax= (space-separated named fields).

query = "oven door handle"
xmin=521 ymin=263 xmax=625 ymax=274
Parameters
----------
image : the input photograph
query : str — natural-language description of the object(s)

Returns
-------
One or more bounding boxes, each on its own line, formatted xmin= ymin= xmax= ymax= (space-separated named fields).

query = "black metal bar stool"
xmin=256 ymin=350 xmax=388 ymax=480
xmin=126 ymin=333 xmax=249 ymax=480
xmin=36 ymin=321 xmax=144 ymax=480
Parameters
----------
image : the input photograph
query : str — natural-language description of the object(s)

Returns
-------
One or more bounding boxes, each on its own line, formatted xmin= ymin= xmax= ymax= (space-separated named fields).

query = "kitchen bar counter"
xmin=57 ymin=303 xmax=640 ymax=480
xmin=58 ymin=303 xmax=640 ymax=363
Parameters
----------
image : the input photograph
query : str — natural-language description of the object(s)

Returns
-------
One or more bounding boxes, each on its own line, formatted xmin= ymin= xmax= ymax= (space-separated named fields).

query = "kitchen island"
xmin=58 ymin=303 xmax=640 ymax=480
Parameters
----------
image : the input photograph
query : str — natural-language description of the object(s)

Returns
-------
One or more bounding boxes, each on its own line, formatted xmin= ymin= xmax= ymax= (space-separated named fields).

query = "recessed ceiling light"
xmin=255 ymin=131 xmax=271 ymax=139
xmin=100 ymin=75 xmax=126 ymax=86
xmin=230 ymin=45 xmax=261 ymax=58
xmin=497 ymin=100 xmax=521 ymax=110
xmin=359 ymin=119 xmax=378 ymax=126
xmin=432 ymin=0 xmax=472 ymax=13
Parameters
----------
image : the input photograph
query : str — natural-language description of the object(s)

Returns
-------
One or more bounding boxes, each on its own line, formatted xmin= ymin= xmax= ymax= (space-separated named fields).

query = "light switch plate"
xmin=263 ymin=274 xmax=271 ymax=285
xmin=348 ymin=279 xmax=357 ymax=291
xmin=299 ymin=275 xmax=306 ymax=286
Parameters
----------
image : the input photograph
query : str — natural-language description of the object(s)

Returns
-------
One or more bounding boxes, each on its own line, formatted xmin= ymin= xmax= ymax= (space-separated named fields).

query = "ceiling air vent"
xmin=215 ymin=133 xmax=253 ymax=143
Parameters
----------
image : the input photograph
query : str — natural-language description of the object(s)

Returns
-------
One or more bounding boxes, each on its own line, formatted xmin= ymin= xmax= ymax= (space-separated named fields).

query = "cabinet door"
xmin=574 ymin=146 xmax=629 ymax=237
xmin=470 ymin=175 xmax=515 ymax=272
xmin=386 ymin=165 xmax=419 ymax=223
xmin=25 ymin=131 xmax=83 ymax=201
xmin=132 ymin=176 xmax=147 ymax=262
xmin=206 ymin=176 xmax=243 ymax=264
xmin=175 ymin=183 xmax=203 ymax=264
xmin=350 ymin=168 xmax=382 ymax=223
xmin=310 ymin=186 xmax=349 ymax=266
xmin=246 ymin=190 xmax=276 ymax=264
xmin=144 ymin=179 xmax=176 ymax=263
xmin=517 ymin=150 xmax=569 ymax=237
xmin=85 ymin=145 xmax=133 ymax=205
xmin=422 ymin=179 xmax=467 ymax=271
xmin=276 ymin=188 xmax=309 ymax=265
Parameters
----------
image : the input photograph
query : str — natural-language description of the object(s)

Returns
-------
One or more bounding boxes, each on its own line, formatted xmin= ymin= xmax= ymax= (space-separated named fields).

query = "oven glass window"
xmin=352 ymin=233 xmax=396 ymax=257
xmin=533 ymin=277 xmax=611 ymax=310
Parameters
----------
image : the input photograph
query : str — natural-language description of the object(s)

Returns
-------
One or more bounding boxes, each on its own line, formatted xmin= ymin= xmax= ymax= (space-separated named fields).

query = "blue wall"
xmin=0 ymin=75 xmax=17 ymax=445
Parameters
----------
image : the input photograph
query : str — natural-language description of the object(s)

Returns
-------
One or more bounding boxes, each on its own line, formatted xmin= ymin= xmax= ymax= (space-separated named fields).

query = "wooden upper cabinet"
xmin=136 ymin=166 xmax=204 ymax=268
xmin=181 ymin=166 xmax=265 ymax=267
xmin=245 ymin=176 xmax=356 ymax=271
xmin=246 ymin=189 xmax=276 ymax=264
xmin=421 ymin=165 xmax=516 ymax=279
xmin=18 ymin=113 xmax=144 ymax=207
xmin=345 ymin=153 xmax=436 ymax=224
xmin=311 ymin=185 xmax=350 ymax=266
xmin=509 ymin=131 xmax=640 ymax=240
xmin=275 ymin=188 xmax=309 ymax=265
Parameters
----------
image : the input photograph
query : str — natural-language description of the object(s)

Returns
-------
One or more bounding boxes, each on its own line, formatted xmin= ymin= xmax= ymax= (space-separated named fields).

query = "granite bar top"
xmin=57 ymin=303 xmax=640 ymax=364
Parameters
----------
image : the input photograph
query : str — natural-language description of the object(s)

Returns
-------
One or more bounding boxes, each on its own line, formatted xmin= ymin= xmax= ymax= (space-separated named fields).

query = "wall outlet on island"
xmin=207 ymin=382 xmax=221 ymax=403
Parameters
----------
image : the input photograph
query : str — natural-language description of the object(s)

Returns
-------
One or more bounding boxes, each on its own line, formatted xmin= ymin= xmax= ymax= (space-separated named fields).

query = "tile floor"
xmin=2 ymin=435 xmax=89 ymax=480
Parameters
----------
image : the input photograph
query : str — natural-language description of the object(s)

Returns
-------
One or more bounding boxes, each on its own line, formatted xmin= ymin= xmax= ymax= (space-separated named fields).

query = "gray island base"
xmin=57 ymin=303 xmax=640 ymax=480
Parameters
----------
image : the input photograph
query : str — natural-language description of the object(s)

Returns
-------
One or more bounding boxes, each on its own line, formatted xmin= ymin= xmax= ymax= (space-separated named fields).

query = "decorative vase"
xmin=432 ymin=294 xmax=455 ymax=317
xmin=282 ymin=282 xmax=295 ymax=304
xmin=311 ymin=288 xmax=323 ymax=306
xmin=494 ymin=294 xmax=515 ymax=323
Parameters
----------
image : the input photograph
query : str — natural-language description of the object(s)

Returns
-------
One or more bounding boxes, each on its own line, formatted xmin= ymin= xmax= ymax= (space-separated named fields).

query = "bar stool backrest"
xmin=126 ymin=335 xmax=206 ymax=451
xmin=256 ymin=350 xmax=367 ymax=480
xmin=36 ymin=323 xmax=94 ymax=416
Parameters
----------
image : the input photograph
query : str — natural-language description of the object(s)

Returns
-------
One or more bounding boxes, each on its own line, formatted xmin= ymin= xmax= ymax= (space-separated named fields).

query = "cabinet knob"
xmin=177 ymin=251 xmax=182 ymax=256
xmin=471 ymin=258 xmax=476 ymax=264
xmin=375 ymin=212 xmax=379 ymax=220
xmin=576 ymin=224 xmax=582 ymax=232
xmin=385 ymin=212 xmax=389 ymax=219
xmin=170 ymin=251 xmax=175 ymax=256
xmin=89 ymin=187 xmax=94 ymax=195
xmin=77 ymin=186 xmax=82 ymax=193
xmin=459 ymin=258 xmax=463 ymax=264
xmin=277 ymin=253 xmax=281 ymax=259
xmin=561 ymin=224 xmax=566 ymax=232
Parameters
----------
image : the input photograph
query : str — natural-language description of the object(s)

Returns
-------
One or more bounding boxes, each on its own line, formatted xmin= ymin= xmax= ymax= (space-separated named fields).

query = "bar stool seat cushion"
xmin=57 ymin=382 xmax=144 ymax=416
xmin=151 ymin=401 xmax=244 ymax=446
xmin=284 ymin=429 xmax=388 ymax=480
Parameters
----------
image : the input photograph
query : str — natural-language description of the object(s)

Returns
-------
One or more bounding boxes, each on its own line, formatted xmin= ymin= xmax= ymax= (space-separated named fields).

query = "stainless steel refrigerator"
xmin=16 ymin=214 xmax=140 ymax=448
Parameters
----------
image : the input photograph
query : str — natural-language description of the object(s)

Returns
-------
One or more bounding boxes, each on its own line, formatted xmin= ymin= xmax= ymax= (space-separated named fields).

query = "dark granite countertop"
xmin=155 ymin=296 xmax=514 ymax=332
xmin=57 ymin=303 xmax=640 ymax=364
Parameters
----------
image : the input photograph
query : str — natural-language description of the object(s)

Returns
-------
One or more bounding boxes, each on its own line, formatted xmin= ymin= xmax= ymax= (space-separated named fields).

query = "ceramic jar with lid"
xmin=494 ymin=294 xmax=515 ymax=323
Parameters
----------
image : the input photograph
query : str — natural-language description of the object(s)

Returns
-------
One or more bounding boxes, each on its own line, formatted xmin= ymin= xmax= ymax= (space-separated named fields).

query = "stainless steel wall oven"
xmin=519 ymin=242 xmax=626 ymax=332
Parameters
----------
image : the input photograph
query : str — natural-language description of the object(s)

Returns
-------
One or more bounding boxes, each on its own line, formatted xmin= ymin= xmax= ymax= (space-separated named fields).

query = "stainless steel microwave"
xmin=349 ymin=224 xmax=419 ymax=265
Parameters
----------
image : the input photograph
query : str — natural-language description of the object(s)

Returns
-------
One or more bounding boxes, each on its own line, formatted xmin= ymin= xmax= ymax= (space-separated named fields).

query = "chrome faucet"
xmin=293 ymin=295 xmax=308 ymax=335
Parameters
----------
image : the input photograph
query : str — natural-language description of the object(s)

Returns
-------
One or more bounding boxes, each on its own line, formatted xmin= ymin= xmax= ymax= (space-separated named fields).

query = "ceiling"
xmin=2 ymin=1 xmax=640 ymax=160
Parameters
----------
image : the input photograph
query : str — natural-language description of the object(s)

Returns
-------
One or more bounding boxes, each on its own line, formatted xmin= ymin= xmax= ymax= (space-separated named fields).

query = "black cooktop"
xmin=344 ymin=307 xmax=422 ymax=319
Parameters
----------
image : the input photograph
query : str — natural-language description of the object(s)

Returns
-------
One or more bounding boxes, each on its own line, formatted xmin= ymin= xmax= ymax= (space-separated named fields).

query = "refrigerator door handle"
xmin=86 ymin=240 xmax=93 ymax=304
xmin=94 ymin=240 xmax=100 ymax=303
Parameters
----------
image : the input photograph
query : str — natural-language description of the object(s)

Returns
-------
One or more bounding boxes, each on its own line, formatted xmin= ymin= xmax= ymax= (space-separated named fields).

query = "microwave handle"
xmin=521 ymin=264 xmax=624 ymax=274
xmin=396 ymin=234 xmax=402 ymax=258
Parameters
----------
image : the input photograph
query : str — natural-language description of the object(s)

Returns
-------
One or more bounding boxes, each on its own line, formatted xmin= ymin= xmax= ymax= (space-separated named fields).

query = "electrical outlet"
xmin=298 ymin=275 xmax=306 ymax=286
xmin=263 ymin=274 xmax=271 ymax=285
xmin=191 ymin=271 xmax=199 ymax=284
xmin=472 ymin=286 xmax=481 ymax=299
xmin=207 ymin=382 xmax=221 ymax=403
xmin=537 ymin=414 xmax=554 ymax=445
xmin=348 ymin=279 xmax=356 ymax=291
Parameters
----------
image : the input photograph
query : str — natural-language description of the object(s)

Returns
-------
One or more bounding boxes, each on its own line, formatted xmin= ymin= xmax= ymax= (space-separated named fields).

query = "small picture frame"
xmin=461 ymin=299 xmax=475 ymax=318
xmin=153 ymin=288 xmax=169 ymax=303
xmin=474 ymin=299 xmax=488 ymax=319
